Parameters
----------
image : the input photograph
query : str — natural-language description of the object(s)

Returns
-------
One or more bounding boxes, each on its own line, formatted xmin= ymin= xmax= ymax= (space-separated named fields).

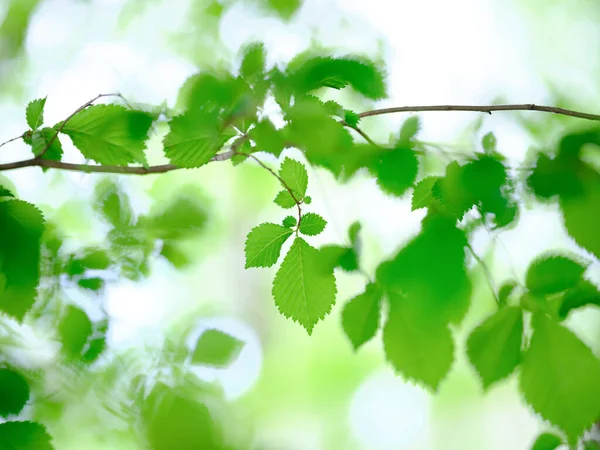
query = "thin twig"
xmin=0 ymin=134 xmax=24 ymax=150
xmin=342 ymin=120 xmax=379 ymax=147
xmin=236 ymin=151 xmax=303 ymax=229
xmin=36 ymin=93 xmax=122 ymax=160
xmin=359 ymin=104 xmax=600 ymax=121
xmin=466 ymin=242 xmax=500 ymax=305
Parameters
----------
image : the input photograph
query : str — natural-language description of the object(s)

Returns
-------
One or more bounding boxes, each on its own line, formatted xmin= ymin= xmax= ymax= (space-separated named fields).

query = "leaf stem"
xmin=466 ymin=242 xmax=500 ymax=305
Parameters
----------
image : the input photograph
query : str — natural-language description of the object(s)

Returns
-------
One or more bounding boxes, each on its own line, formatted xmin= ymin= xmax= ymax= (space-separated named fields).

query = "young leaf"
xmin=24 ymin=128 xmax=63 ymax=161
xmin=519 ymin=314 xmax=600 ymax=444
xmin=239 ymin=42 xmax=266 ymax=82
xmin=466 ymin=307 xmax=523 ymax=389
xmin=245 ymin=223 xmax=293 ymax=268
xmin=58 ymin=305 xmax=93 ymax=360
xmin=26 ymin=97 xmax=46 ymax=129
xmin=58 ymin=105 xmax=154 ymax=165
xmin=279 ymin=158 xmax=308 ymax=199
xmin=526 ymin=254 xmax=586 ymax=295
xmin=272 ymin=237 xmax=337 ymax=334
xmin=299 ymin=213 xmax=326 ymax=236
xmin=530 ymin=432 xmax=563 ymax=450
xmin=383 ymin=295 xmax=454 ymax=391
xmin=192 ymin=329 xmax=245 ymax=367
xmin=163 ymin=110 xmax=235 ymax=168
xmin=249 ymin=120 xmax=284 ymax=157
xmin=0 ymin=200 xmax=45 ymax=320
xmin=344 ymin=110 xmax=360 ymax=128
xmin=282 ymin=216 xmax=297 ymax=228
xmin=398 ymin=116 xmax=420 ymax=143
xmin=411 ymin=176 xmax=439 ymax=211
xmin=0 ymin=368 xmax=30 ymax=417
xmin=274 ymin=190 xmax=296 ymax=209
xmin=482 ymin=132 xmax=497 ymax=153
xmin=303 ymin=195 xmax=312 ymax=204
xmin=0 ymin=421 xmax=53 ymax=450
xmin=342 ymin=283 xmax=382 ymax=350
xmin=372 ymin=147 xmax=419 ymax=197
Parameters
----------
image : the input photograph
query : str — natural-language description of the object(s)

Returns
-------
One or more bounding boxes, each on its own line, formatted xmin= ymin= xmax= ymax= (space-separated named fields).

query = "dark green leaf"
xmin=81 ymin=336 xmax=106 ymax=364
xmin=299 ymin=213 xmax=326 ymax=236
xmin=272 ymin=237 xmax=337 ymax=334
xmin=526 ymin=254 xmax=587 ymax=295
xmin=77 ymin=277 xmax=104 ymax=291
xmin=192 ymin=329 xmax=245 ymax=367
xmin=530 ymin=432 xmax=562 ymax=450
xmin=0 ymin=185 xmax=14 ymax=198
xmin=466 ymin=307 xmax=523 ymax=389
xmin=0 ymin=368 xmax=30 ymax=417
xmin=26 ymin=97 xmax=46 ymax=129
xmin=0 ymin=200 xmax=44 ymax=320
xmin=0 ymin=421 xmax=53 ymax=450
xmin=58 ymin=305 xmax=93 ymax=360
xmin=559 ymin=280 xmax=600 ymax=319
xmin=519 ymin=314 xmax=600 ymax=445
xmin=59 ymin=105 xmax=153 ymax=165
xmin=583 ymin=441 xmax=600 ymax=450
xmin=344 ymin=110 xmax=360 ymax=128
xmin=342 ymin=283 xmax=382 ymax=350
xmin=274 ymin=190 xmax=296 ymax=209
xmin=372 ymin=147 xmax=419 ymax=197
xmin=245 ymin=223 xmax=293 ymax=268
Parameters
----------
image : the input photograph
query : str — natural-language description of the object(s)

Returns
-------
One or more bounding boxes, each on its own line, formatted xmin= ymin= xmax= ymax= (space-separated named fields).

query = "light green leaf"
xmin=274 ymin=190 xmax=296 ymax=209
xmin=0 ymin=369 xmax=30 ymax=417
xmin=239 ymin=42 xmax=266 ymax=82
xmin=163 ymin=110 xmax=235 ymax=168
xmin=372 ymin=147 xmax=419 ymax=197
xmin=249 ymin=120 xmax=284 ymax=157
xmin=519 ymin=314 xmax=600 ymax=444
xmin=344 ymin=110 xmax=360 ymax=128
xmin=279 ymin=157 xmax=308 ymax=199
xmin=264 ymin=0 xmax=301 ymax=20
xmin=77 ymin=277 xmax=104 ymax=291
xmin=398 ymin=116 xmax=420 ymax=143
xmin=145 ymin=194 xmax=208 ymax=240
xmin=348 ymin=221 xmax=361 ymax=246
xmin=559 ymin=280 xmax=600 ymax=319
xmin=411 ymin=176 xmax=440 ymax=211
xmin=498 ymin=280 xmax=518 ymax=305
xmin=58 ymin=105 xmax=153 ymax=165
xmin=0 ymin=421 xmax=54 ymax=450
xmin=466 ymin=307 xmax=523 ymax=389
xmin=583 ymin=441 xmax=600 ymax=450
xmin=192 ymin=329 xmax=245 ymax=367
xmin=26 ymin=97 xmax=46 ymax=130
xmin=383 ymin=294 xmax=454 ymax=391
xmin=245 ymin=223 xmax=293 ymax=268
xmin=299 ymin=212 xmax=326 ymax=236
xmin=93 ymin=179 xmax=133 ymax=228
xmin=526 ymin=254 xmax=587 ymax=295
xmin=0 ymin=200 xmax=45 ymax=320
xmin=530 ymin=432 xmax=563 ymax=450
xmin=342 ymin=283 xmax=382 ymax=350
xmin=24 ymin=128 xmax=63 ymax=161
xmin=482 ymin=132 xmax=497 ymax=153
xmin=303 ymin=195 xmax=312 ymax=204
xmin=272 ymin=237 xmax=337 ymax=334
xmin=58 ymin=305 xmax=93 ymax=360
xmin=282 ymin=216 xmax=297 ymax=228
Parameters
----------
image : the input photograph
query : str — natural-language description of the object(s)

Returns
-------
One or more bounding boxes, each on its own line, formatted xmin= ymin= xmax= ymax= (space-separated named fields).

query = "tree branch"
xmin=359 ymin=103 xmax=600 ymax=121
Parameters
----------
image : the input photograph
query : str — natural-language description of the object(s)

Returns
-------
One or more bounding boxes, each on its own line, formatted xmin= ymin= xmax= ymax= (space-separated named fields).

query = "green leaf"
xmin=526 ymin=254 xmax=587 ymax=295
xmin=299 ymin=213 xmax=326 ymax=236
xmin=0 ymin=368 xmax=30 ymax=417
xmin=249 ymin=120 xmax=284 ymax=157
xmin=264 ymin=0 xmax=301 ymax=19
xmin=583 ymin=441 xmax=600 ymax=450
xmin=0 ymin=185 xmax=14 ymax=198
xmin=466 ymin=307 xmax=523 ymax=389
xmin=530 ymin=432 xmax=563 ymax=450
xmin=274 ymin=190 xmax=296 ymax=209
xmin=498 ymin=280 xmax=518 ymax=305
xmin=432 ymin=161 xmax=475 ymax=220
xmin=93 ymin=180 xmax=133 ymax=228
xmin=58 ymin=305 xmax=93 ymax=360
xmin=289 ymin=56 xmax=387 ymax=100
xmin=341 ymin=283 xmax=382 ymax=350
xmin=272 ymin=237 xmax=337 ymax=334
xmin=58 ymin=105 xmax=154 ymax=165
xmin=25 ymin=128 xmax=63 ymax=161
xmin=81 ymin=336 xmax=107 ymax=364
xmin=0 ymin=421 xmax=54 ymax=450
xmin=383 ymin=294 xmax=454 ymax=391
xmin=559 ymin=280 xmax=600 ymax=319
xmin=191 ymin=329 xmax=245 ymax=367
xmin=160 ymin=242 xmax=191 ymax=269
xmin=279 ymin=157 xmax=308 ymax=198
xmin=26 ymin=97 xmax=46 ymax=129
xmin=519 ymin=314 xmax=600 ymax=444
xmin=0 ymin=200 xmax=45 ymax=320
xmin=372 ymin=147 xmax=419 ymax=197
xmin=303 ymin=195 xmax=312 ymax=205
xmin=145 ymin=195 xmax=208 ymax=240
xmin=344 ymin=110 xmax=360 ymax=128
xmin=77 ymin=277 xmax=104 ymax=291
xmin=398 ymin=116 xmax=420 ymax=143
xmin=377 ymin=216 xmax=471 ymax=325
xmin=348 ymin=221 xmax=361 ymax=246
xmin=163 ymin=110 xmax=235 ymax=168
xmin=239 ymin=42 xmax=266 ymax=82
xmin=319 ymin=245 xmax=359 ymax=273
xmin=282 ymin=216 xmax=297 ymax=228
xmin=245 ymin=223 xmax=293 ymax=268
xmin=481 ymin=132 xmax=497 ymax=153
xmin=411 ymin=176 xmax=440 ymax=211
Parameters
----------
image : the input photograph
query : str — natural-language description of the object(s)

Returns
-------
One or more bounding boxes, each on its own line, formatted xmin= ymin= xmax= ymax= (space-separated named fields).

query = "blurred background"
xmin=0 ymin=0 xmax=599 ymax=449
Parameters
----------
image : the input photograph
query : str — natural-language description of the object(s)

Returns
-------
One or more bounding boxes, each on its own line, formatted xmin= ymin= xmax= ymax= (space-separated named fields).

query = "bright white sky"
xmin=1 ymin=0 xmax=599 ymax=449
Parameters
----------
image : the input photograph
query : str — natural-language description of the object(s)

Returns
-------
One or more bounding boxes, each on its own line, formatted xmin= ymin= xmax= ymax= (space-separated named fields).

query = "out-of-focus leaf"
xmin=58 ymin=305 xmax=93 ymax=360
xmin=0 ymin=368 xmax=30 ymax=417
xmin=192 ymin=329 xmax=245 ymax=368
xmin=0 ymin=421 xmax=53 ymax=450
